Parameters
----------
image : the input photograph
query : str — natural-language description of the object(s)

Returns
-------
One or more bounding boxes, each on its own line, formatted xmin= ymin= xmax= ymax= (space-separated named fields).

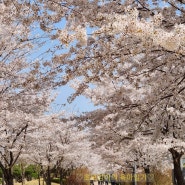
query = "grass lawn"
xmin=14 ymin=179 xmax=59 ymax=185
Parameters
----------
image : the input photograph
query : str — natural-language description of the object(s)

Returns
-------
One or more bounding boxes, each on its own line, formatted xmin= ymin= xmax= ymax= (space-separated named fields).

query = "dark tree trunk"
xmin=40 ymin=165 xmax=45 ymax=185
xmin=38 ymin=170 xmax=41 ymax=185
xmin=169 ymin=148 xmax=185 ymax=185
xmin=59 ymin=168 xmax=68 ymax=185
xmin=44 ymin=166 xmax=51 ymax=185
xmin=144 ymin=165 xmax=151 ymax=185
xmin=59 ymin=168 xmax=64 ymax=185
xmin=3 ymin=168 xmax=14 ymax=185
xmin=132 ymin=165 xmax=136 ymax=185
xmin=20 ymin=163 xmax=25 ymax=185
xmin=2 ymin=173 xmax=5 ymax=185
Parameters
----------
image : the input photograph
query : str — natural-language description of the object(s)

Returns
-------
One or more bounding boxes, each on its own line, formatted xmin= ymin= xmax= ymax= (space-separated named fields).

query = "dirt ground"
xmin=14 ymin=179 xmax=59 ymax=185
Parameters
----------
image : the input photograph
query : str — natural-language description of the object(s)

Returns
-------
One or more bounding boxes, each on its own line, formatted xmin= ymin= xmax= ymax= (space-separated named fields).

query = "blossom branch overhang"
xmin=93 ymin=8 xmax=185 ymax=55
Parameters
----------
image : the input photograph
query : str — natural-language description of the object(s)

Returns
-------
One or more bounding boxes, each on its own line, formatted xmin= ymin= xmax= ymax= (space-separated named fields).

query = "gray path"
xmin=93 ymin=182 xmax=111 ymax=185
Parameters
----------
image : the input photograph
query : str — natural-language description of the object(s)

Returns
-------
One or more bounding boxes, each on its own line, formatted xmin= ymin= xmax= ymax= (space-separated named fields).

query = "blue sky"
xmin=27 ymin=19 xmax=97 ymax=114
xmin=29 ymin=16 xmax=101 ymax=114
xmin=51 ymin=85 xmax=99 ymax=114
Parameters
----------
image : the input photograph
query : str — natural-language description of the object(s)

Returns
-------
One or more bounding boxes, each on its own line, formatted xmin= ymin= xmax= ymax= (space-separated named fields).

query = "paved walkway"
xmin=92 ymin=182 xmax=111 ymax=185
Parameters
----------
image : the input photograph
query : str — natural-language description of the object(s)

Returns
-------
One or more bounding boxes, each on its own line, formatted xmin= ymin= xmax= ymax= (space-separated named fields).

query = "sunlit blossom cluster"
xmin=94 ymin=9 xmax=185 ymax=53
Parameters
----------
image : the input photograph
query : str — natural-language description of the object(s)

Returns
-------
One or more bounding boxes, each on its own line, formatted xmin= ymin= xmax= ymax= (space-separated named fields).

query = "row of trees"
xmin=0 ymin=110 xmax=104 ymax=185
xmin=0 ymin=0 xmax=185 ymax=185
xmin=59 ymin=0 xmax=185 ymax=184
xmin=0 ymin=1 xmax=104 ymax=184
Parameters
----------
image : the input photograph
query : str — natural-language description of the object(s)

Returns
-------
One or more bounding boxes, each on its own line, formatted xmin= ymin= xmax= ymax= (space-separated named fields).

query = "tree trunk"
xmin=44 ymin=166 xmax=51 ymax=185
xmin=132 ymin=165 xmax=137 ymax=185
xmin=3 ymin=168 xmax=14 ymax=185
xmin=2 ymin=173 xmax=5 ymax=185
xmin=59 ymin=169 xmax=64 ymax=185
xmin=38 ymin=170 xmax=41 ymax=185
xmin=144 ymin=165 xmax=151 ymax=185
xmin=20 ymin=163 xmax=25 ymax=185
xmin=169 ymin=148 xmax=185 ymax=185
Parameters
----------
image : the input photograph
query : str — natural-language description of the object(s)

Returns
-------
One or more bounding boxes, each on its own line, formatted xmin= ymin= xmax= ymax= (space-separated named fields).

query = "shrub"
xmin=25 ymin=165 xmax=38 ymax=180
xmin=51 ymin=178 xmax=60 ymax=184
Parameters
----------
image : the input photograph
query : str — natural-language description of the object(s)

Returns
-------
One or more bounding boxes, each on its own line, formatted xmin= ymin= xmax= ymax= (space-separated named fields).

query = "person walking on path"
xmin=98 ymin=174 xmax=104 ymax=185
xmin=110 ymin=174 xmax=116 ymax=185
xmin=104 ymin=174 xmax=109 ymax=185
xmin=90 ymin=175 xmax=95 ymax=185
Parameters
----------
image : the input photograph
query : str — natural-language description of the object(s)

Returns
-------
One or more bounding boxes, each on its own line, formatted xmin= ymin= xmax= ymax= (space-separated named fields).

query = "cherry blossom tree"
xmin=77 ymin=69 xmax=185 ymax=184
xmin=22 ymin=114 xmax=104 ymax=185
xmin=0 ymin=2 xmax=58 ymax=184
xmin=1 ymin=1 xmax=185 ymax=185
xmin=60 ymin=1 xmax=185 ymax=184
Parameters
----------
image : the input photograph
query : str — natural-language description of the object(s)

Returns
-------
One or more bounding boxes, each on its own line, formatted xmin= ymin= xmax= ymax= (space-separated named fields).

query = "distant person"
xmin=110 ymin=174 xmax=116 ymax=185
xmin=98 ymin=174 xmax=104 ymax=185
xmin=90 ymin=175 xmax=95 ymax=185
xmin=104 ymin=174 xmax=109 ymax=185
